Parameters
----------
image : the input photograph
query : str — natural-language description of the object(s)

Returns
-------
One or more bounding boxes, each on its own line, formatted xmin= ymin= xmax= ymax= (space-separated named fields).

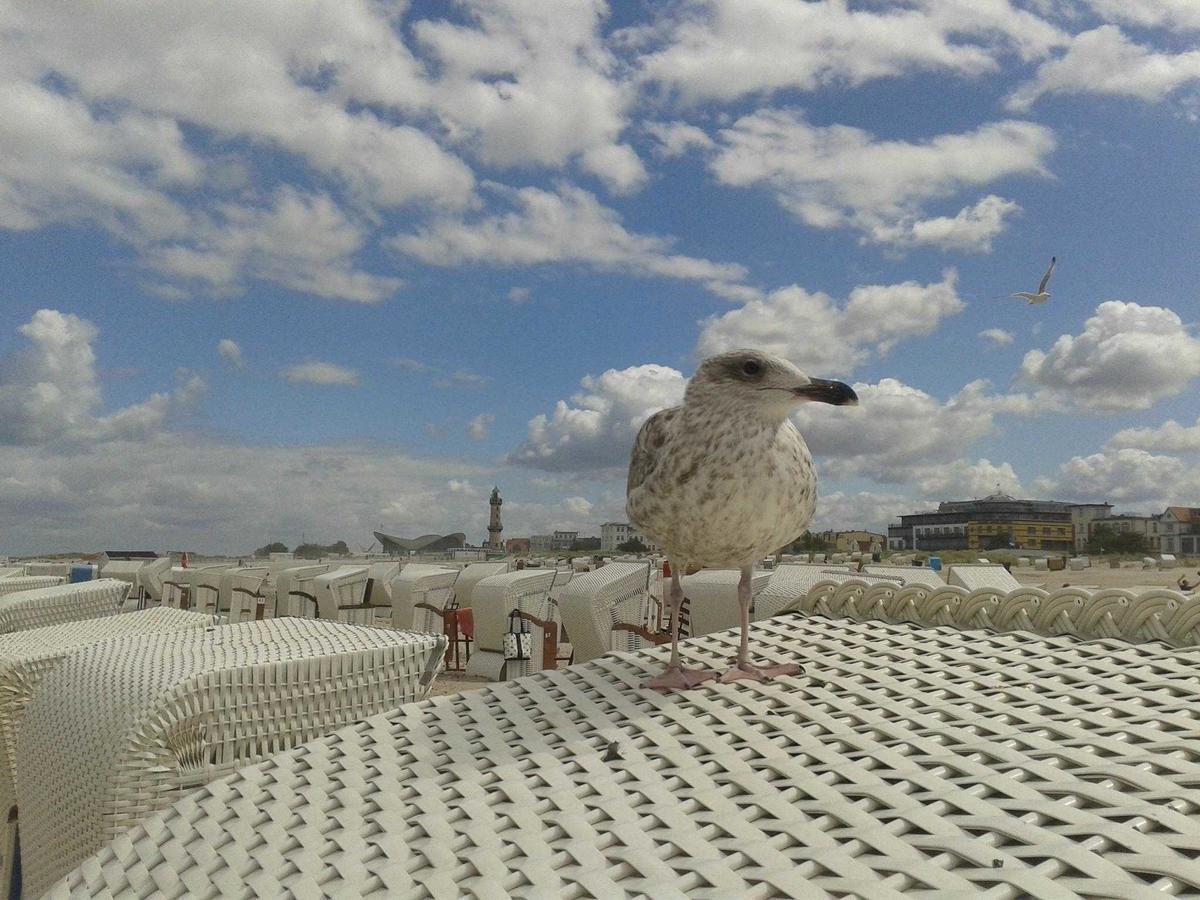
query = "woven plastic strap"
xmin=55 ymin=612 xmax=1200 ymax=898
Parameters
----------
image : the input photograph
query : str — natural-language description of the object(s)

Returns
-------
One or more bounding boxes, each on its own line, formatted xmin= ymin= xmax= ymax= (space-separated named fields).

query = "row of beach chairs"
xmin=0 ymin=571 xmax=447 ymax=896
xmin=19 ymin=562 xmax=1200 ymax=898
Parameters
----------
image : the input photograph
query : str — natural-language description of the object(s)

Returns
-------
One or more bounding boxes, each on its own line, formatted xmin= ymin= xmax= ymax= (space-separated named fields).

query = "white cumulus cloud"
xmin=794 ymin=377 xmax=1039 ymax=484
xmin=282 ymin=361 xmax=361 ymax=387
xmin=468 ymin=413 xmax=496 ymax=441
xmin=979 ymin=327 xmax=1015 ymax=347
xmin=1107 ymin=417 xmax=1200 ymax=453
xmin=510 ymin=363 xmax=687 ymax=472
xmin=1006 ymin=26 xmax=1200 ymax=111
xmin=636 ymin=0 xmax=1062 ymax=104
xmin=389 ymin=182 xmax=749 ymax=297
xmin=1036 ymin=447 xmax=1200 ymax=507
xmin=707 ymin=109 xmax=1053 ymax=250
xmin=1018 ymin=301 xmax=1200 ymax=411
xmin=217 ymin=339 xmax=244 ymax=368
xmin=697 ymin=270 xmax=964 ymax=376
xmin=0 ymin=309 xmax=202 ymax=445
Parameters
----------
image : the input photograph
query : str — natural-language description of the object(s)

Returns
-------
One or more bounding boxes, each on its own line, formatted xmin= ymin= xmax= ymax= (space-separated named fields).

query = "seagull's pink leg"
xmin=646 ymin=567 xmax=718 ymax=691
xmin=720 ymin=565 xmax=803 ymax=684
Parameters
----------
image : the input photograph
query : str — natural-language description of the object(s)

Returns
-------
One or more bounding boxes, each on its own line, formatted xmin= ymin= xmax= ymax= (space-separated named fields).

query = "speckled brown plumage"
xmin=625 ymin=349 xmax=857 ymax=689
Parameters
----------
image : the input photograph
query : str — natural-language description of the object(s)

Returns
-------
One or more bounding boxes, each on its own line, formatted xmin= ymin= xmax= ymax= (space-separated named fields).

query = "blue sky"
xmin=2 ymin=0 xmax=1200 ymax=554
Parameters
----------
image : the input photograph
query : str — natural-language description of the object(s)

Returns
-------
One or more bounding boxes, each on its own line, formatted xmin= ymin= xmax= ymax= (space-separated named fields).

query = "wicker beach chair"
xmin=53 ymin=612 xmax=1200 ymax=899
xmin=272 ymin=564 xmax=332 ymax=618
xmin=160 ymin=564 xmax=233 ymax=614
xmin=295 ymin=566 xmax=376 ymax=625
xmin=213 ymin=565 xmax=273 ymax=622
xmin=0 ymin=579 xmax=128 ymax=635
xmin=451 ymin=562 xmax=511 ymax=608
xmin=755 ymin=567 xmax=903 ymax=621
xmin=0 ymin=608 xmax=216 ymax=892
xmin=558 ymin=562 xmax=653 ymax=664
xmin=16 ymin=618 xmax=447 ymax=897
xmin=390 ymin=565 xmax=459 ymax=632
xmin=465 ymin=570 xmax=558 ymax=680
xmin=0 ymin=577 xmax=63 ymax=599
xmin=945 ymin=564 xmax=1022 ymax=593
xmin=361 ymin=562 xmax=401 ymax=624
xmin=679 ymin=569 xmax=772 ymax=639
xmin=861 ymin=564 xmax=946 ymax=586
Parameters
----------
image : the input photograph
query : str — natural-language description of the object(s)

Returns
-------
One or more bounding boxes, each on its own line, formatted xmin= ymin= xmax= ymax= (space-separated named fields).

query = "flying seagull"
xmin=1013 ymin=256 xmax=1056 ymax=304
xmin=626 ymin=349 xmax=857 ymax=691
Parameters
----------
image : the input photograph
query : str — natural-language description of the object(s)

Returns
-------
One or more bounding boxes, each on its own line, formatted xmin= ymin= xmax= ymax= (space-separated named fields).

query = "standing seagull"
xmin=627 ymin=349 xmax=857 ymax=691
xmin=1012 ymin=256 xmax=1056 ymax=304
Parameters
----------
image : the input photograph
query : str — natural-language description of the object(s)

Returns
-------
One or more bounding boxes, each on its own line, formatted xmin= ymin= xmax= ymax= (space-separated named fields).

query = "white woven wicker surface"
xmin=390 ymin=566 xmax=459 ymax=632
xmin=213 ymin=566 xmax=270 ymax=619
xmin=946 ymin=563 xmax=1023 ymax=593
xmin=0 ymin=579 xmax=128 ymax=634
xmin=0 ymin=569 xmax=24 ymax=580
xmin=679 ymin=569 xmax=772 ymax=638
xmin=160 ymin=565 xmax=233 ymax=613
xmin=451 ymin=562 xmax=510 ymax=609
xmin=465 ymin=569 xmax=557 ymax=680
xmin=558 ymin=562 xmax=653 ymax=664
xmin=0 ymin=577 xmax=63 ymax=598
xmin=861 ymin=564 xmax=947 ymax=586
xmin=0 ymin=608 xmax=216 ymax=892
xmin=19 ymin=618 xmax=447 ymax=897
xmin=755 ymin=567 xmax=903 ymax=621
xmin=786 ymin=579 xmax=1200 ymax=647
xmin=55 ymin=611 xmax=1200 ymax=899
xmin=271 ymin=564 xmax=332 ymax=618
xmin=308 ymin=565 xmax=371 ymax=624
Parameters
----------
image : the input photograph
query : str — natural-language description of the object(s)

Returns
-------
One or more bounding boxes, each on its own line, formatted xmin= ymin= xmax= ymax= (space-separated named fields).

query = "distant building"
xmin=887 ymin=494 xmax=1106 ymax=553
xmin=529 ymin=531 xmax=579 ymax=552
xmin=1069 ymin=503 xmax=1115 ymax=552
xmin=1157 ymin=507 xmax=1200 ymax=556
xmin=601 ymin=522 xmax=650 ymax=551
xmin=486 ymin=487 xmax=504 ymax=550
xmin=505 ymin=538 xmax=531 ymax=555
xmin=816 ymin=531 xmax=886 ymax=553
xmin=374 ymin=531 xmax=466 ymax=555
xmin=1086 ymin=513 xmax=1158 ymax=550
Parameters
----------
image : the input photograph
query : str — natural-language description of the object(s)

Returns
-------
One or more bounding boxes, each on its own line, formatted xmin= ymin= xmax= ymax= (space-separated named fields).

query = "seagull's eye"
xmin=742 ymin=360 xmax=762 ymax=377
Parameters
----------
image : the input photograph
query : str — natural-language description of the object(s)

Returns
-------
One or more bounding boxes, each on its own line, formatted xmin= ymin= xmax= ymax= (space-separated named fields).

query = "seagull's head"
xmin=687 ymin=349 xmax=858 ymax=417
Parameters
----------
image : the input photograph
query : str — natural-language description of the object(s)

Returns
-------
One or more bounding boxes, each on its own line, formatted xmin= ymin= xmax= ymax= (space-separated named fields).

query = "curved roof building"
xmin=373 ymin=532 xmax=466 ymax=554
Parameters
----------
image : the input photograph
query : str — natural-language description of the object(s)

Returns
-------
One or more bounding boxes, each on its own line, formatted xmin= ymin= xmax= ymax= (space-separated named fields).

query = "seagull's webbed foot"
xmin=645 ymin=665 xmax=719 ymax=692
xmin=718 ymin=660 xmax=803 ymax=684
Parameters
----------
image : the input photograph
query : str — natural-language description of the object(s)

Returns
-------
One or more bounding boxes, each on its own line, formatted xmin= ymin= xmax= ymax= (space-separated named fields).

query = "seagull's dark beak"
xmin=795 ymin=378 xmax=858 ymax=406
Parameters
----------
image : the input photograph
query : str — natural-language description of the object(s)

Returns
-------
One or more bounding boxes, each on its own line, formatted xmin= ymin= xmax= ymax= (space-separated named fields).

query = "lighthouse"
xmin=487 ymin=486 xmax=503 ymax=550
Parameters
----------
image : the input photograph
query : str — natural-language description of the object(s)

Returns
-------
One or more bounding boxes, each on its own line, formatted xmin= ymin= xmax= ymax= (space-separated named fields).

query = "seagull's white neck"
xmin=683 ymin=387 xmax=796 ymax=425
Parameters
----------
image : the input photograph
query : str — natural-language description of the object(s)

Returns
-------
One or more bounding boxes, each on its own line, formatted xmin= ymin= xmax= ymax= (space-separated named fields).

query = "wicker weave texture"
xmin=465 ymin=569 xmax=557 ymax=680
xmin=679 ymin=569 xmax=771 ymax=638
xmin=755 ymin=566 xmax=901 ymax=621
xmin=945 ymin=563 xmax=1023 ymax=592
xmin=0 ymin=577 xmax=64 ymax=599
xmin=19 ymin=618 xmax=447 ymax=897
xmin=786 ymin=579 xmax=1200 ymax=646
xmin=55 ymin=611 xmax=1200 ymax=898
xmin=0 ymin=608 xmax=216 ymax=892
xmin=558 ymin=562 xmax=652 ymax=664
xmin=451 ymin=562 xmax=510 ymax=609
xmin=859 ymin=563 xmax=946 ymax=586
xmin=390 ymin=566 xmax=459 ymax=632
xmin=0 ymin=579 xmax=128 ymax=634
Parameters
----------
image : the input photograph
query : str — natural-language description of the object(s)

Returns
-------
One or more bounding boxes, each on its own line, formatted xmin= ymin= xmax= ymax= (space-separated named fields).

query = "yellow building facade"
xmin=967 ymin=520 xmax=1073 ymax=551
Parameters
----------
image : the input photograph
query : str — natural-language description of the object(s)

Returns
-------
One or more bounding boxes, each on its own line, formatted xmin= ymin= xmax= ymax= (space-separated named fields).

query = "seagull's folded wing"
xmin=627 ymin=407 xmax=680 ymax=495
